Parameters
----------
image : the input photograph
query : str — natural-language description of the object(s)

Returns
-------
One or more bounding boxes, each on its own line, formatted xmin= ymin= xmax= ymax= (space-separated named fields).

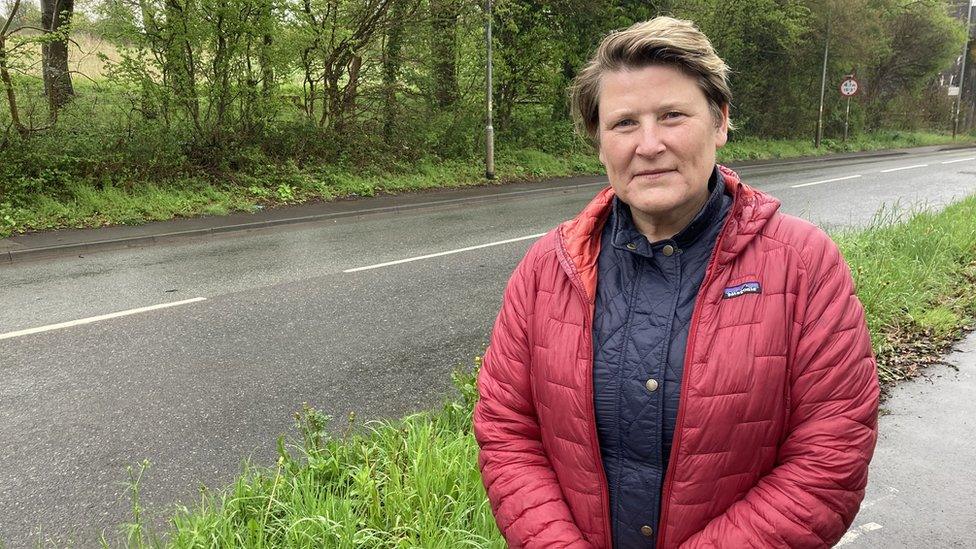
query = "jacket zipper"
xmin=555 ymin=233 xmax=614 ymax=549
xmin=656 ymin=195 xmax=738 ymax=548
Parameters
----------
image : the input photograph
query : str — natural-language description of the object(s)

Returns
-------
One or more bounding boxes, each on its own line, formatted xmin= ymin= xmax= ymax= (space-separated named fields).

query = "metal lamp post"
xmin=815 ymin=20 xmax=831 ymax=148
xmin=484 ymin=0 xmax=495 ymax=180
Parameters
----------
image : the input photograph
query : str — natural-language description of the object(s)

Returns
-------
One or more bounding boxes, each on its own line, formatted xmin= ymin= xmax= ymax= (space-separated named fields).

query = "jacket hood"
xmin=556 ymin=165 xmax=781 ymax=303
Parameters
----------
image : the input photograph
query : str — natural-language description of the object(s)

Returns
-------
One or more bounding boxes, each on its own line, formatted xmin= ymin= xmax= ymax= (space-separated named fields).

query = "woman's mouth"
xmin=633 ymin=169 xmax=674 ymax=180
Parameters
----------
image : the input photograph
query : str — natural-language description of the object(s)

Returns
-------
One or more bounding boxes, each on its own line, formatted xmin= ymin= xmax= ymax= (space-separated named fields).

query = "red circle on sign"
xmin=840 ymin=77 xmax=859 ymax=97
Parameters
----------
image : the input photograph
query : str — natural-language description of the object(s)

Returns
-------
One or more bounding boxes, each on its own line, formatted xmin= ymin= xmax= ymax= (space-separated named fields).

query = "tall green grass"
xmin=837 ymin=201 xmax=976 ymax=382
xmin=1 ymin=131 xmax=969 ymax=238
xmin=121 ymin=371 xmax=505 ymax=549
xmin=0 ymin=148 xmax=604 ymax=237
xmin=717 ymin=130 xmax=962 ymax=162
xmin=87 ymin=195 xmax=976 ymax=548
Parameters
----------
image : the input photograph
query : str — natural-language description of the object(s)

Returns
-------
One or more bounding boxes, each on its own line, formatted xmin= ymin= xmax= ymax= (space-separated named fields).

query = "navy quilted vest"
xmin=593 ymin=169 xmax=732 ymax=547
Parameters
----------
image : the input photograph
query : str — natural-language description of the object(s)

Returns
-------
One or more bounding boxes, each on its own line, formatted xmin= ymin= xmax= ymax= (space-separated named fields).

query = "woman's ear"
xmin=715 ymin=104 xmax=730 ymax=148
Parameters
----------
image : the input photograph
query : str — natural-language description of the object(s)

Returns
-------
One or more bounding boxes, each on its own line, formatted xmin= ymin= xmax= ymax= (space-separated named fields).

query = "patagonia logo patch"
xmin=723 ymin=281 xmax=762 ymax=299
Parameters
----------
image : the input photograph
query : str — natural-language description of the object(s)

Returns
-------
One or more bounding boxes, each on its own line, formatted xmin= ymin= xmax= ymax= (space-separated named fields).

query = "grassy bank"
xmin=716 ymin=130 xmax=967 ymax=160
xmin=98 ymin=194 xmax=976 ymax=548
xmin=1 ymin=130 xmax=971 ymax=239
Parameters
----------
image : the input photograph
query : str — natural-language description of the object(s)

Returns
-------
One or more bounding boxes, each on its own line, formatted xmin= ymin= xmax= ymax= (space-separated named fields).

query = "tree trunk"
xmin=40 ymin=0 xmax=74 ymax=111
xmin=382 ymin=0 xmax=407 ymax=143
xmin=261 ymin=34 xmax=274 ymax=96
xmin=429 ymin=0 xmax=459 ymax=108
xmin=1 ymin=36 xmax=28 ymax=138
xmin=163 ymin=0 xmax=200 ymax=128
xmin=259 ymin=0 xmax=274 ymax=96
xmin=342 ymin=54 xmax=362 ymax=122
xmin=551 ymin=57 xmax=575 ymax=121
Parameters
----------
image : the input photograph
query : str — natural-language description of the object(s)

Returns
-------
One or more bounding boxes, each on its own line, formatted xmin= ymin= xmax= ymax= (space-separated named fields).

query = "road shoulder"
xmin=839 ymin=331 xmax=976 ymax=547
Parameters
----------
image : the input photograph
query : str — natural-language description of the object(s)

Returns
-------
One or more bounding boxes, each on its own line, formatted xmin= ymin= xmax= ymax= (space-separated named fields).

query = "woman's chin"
xmin=626 ymin=196 xmax=683 ymax=218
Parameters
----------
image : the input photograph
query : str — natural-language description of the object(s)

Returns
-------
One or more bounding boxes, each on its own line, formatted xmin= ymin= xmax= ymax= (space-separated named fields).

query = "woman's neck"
xmin=628 ymin=188 xmax=710 ymax=243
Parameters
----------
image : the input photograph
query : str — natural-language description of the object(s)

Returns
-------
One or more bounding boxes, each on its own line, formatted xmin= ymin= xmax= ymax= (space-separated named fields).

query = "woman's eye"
xmin=664 ymin=111 xmax=684 ymax=120
xmin=613 ymin=119 xmax=635 ymax=128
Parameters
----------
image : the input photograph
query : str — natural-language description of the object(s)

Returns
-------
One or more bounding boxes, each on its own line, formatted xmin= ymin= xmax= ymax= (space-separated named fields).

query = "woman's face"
xmin=597 ymin=65 xmax=728 ymax=223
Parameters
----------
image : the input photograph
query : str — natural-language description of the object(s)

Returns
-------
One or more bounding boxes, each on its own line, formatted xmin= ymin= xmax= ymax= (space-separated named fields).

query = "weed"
xmin=109 ymin=459 xmax=164 ymax=549
xmin=247 ymin=184 xmax=271 ymax=199
xmin=276 ymin=183 xmax=296 ymax=203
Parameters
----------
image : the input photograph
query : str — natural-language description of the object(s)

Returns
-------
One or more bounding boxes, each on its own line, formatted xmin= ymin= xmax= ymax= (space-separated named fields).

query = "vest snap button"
xmin=626 ymin=242 xmax=637 ymax=250
xmin=645 ymin=378 xmax=659 ymax=392
xmin=662 ymin=244 xmax=675 ymax=256
xmin=641 ymin=525 xmax=654 ymax=538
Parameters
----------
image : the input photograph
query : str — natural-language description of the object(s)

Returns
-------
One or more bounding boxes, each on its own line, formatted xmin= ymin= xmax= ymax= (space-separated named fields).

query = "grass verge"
xmin=838 ymin=202 xmax=976 ymax=383
xmin=1 ymin=131 xmax=972 ymax=238
xmin=89 ymin=194 xmax=976 ymax=548
xmin=717 ymin=130 xmax=967 ymax=161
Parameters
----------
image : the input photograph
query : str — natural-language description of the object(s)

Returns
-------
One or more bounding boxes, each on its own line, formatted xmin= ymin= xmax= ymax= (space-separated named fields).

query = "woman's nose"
xmin=635 ymin=125 xmax=666 ymax=157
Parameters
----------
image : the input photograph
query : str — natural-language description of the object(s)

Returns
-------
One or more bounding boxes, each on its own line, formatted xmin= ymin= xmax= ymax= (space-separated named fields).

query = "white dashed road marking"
xmin=859 ymin=486 xmax=900 ymax=510
xmin=880 ymin=164 xmax=928 ymax=173
xmin=835 ymin=522 xmax=885 ymax=546
xmin=344 ymin=233 xmax=548 ymax=273
xmin=351 ymin=149 xmax=971 ymax=272
xmin=941 ymin=156 xmax=975 ymax=164
xmin=0 ymin=297 xmax=208 ymax=341
xmin=791 ymin=174 xmax=863 ymax=188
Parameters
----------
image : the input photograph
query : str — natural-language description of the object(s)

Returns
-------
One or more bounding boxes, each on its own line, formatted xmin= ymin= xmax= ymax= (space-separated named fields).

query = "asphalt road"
xmin=1 ymin=148 xmax=975 ymax=546
xmin=835 ymin=332 xmax=976 ymax=548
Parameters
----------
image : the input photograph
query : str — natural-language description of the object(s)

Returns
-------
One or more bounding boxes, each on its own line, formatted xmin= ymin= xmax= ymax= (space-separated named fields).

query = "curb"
xmin=3 ymin=179 xmax=608 ymax=264
xmin=4 ymin=143 xmax=976 ymax=264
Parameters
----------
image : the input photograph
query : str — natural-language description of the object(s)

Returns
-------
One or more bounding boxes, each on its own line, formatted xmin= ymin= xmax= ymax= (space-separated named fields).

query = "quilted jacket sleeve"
xmin=473 ymin=246 xmax=592 ymax=549
xmin=681 ymin=231 xmax=880 ymax=549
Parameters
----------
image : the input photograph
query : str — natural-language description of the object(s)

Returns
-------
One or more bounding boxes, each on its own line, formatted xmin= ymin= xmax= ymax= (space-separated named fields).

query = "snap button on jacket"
xmin=474 ymin=166 xmax=880 ymax=549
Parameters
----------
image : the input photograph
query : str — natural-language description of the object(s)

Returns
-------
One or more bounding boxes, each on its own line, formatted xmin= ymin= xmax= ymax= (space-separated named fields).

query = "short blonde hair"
xmin=569 ymin=17 xmax=733 ymax=144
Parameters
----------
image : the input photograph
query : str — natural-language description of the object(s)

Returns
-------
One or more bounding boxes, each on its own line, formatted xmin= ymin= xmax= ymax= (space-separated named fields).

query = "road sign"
xmin=840 ymin=76 xmax=859 ymax=97
xmin=949 ymin=86 xmax=961 ymax=97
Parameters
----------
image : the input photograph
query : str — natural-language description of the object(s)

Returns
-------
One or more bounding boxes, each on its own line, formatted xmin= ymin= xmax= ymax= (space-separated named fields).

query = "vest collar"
xmin=609 ymin=168 xmax=728 ymax=256
xmin=556 ymin=165 xmax=781 ymax=303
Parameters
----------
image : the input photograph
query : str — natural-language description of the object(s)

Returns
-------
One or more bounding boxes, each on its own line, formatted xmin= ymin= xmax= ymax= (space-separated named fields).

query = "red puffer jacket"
xmin=473 ymin=166 xmax=879 ymax=548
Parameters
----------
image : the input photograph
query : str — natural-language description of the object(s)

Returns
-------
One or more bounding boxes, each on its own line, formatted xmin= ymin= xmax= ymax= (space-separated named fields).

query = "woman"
xmin=473 ymin=17 xmax=879 ymax=549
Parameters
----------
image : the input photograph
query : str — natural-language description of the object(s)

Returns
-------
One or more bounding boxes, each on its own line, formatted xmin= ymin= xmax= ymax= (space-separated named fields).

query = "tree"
xmin=382 ymin=0 xmax=410 ymax=143
xmin=41 ymin=0 xmax=75 ymax=110
xmin=1 ymin=0 xmax=58 ymax=137
xmin=545 ymin=0 xmax=618 ymax=121
xmin=429 ymin=0 xmax=460 ymax=107
xmin=0 ymin=0 xmax=40 ymax=30
xmin=861 ymin=0 xmax=965 ymax=129
xmin=0 ymin=0 xmax=28 ymax=136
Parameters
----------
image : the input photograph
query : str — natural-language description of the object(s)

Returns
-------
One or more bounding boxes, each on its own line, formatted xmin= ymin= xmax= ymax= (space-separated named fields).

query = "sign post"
xmin=953 ymin=0 xmax=974 ymax=138
xmin=839 ymin=75 xmax=859 ymax=142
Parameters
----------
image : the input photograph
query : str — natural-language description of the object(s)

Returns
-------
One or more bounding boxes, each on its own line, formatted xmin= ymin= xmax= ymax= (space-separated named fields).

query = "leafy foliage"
xmin=0 ymin=0 xmax=970 ymax=221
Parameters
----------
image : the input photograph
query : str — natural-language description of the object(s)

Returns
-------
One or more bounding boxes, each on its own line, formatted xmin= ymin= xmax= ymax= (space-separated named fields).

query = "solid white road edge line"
xmin=791 ymin=174 xmax=862 ymax=188
xmin=344 ymin=233 xmax=548 ymax=273
xmin=0 ymin=297 xmax=208 ymax=341
xmin=880 ymin=164 xmax=928 ymax=173
xmin=941 ymin=156 xmax=976 ymax=164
